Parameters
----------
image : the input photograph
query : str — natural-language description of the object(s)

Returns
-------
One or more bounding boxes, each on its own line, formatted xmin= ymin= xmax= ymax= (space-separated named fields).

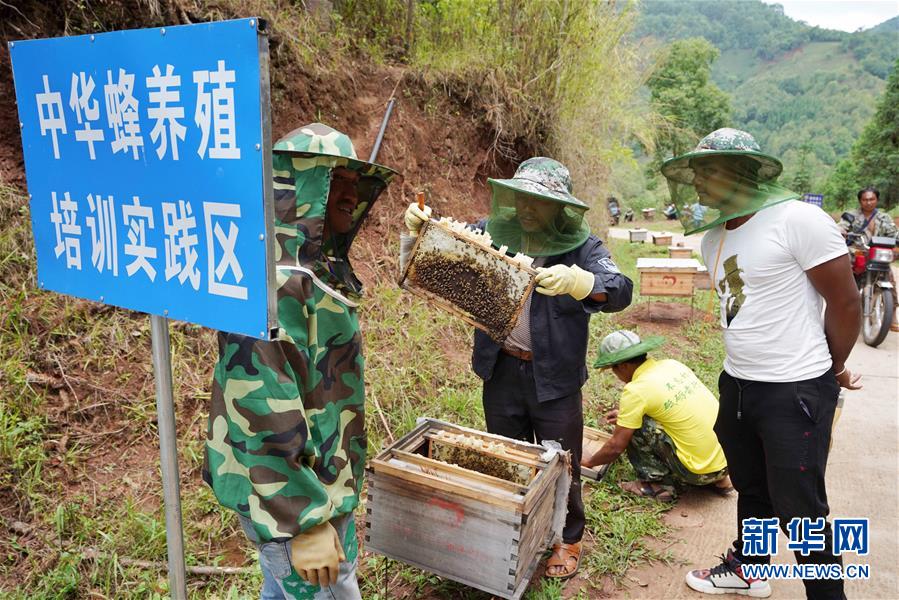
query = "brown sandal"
xmin=545 ymin=542 xmax=581 ymax=579
xmin=620 ymin=480 xmax=676 ymax=501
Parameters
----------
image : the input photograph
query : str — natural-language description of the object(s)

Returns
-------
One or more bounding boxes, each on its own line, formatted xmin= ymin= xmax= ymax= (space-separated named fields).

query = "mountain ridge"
xmin=635 ymin=0 xmax=898 ymax=189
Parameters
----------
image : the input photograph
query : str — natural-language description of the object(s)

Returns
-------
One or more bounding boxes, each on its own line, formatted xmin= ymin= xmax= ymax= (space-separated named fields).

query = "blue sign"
xmin=9 ymin=18 xmax=276 ymax=338
xmin=802 ymin=193 xmax=824 ymax=208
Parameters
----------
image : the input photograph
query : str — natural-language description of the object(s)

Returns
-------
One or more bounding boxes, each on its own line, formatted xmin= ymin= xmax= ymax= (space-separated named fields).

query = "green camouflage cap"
xmin=594 ymin=330 xmax=665 ymax=368
xmin=488 ymin=157 xmax=588 ymax=209
xmin=661 ymin=128 xmax=783 ymax=185
xmin=273 ymin=122 xmax=397 ymax=183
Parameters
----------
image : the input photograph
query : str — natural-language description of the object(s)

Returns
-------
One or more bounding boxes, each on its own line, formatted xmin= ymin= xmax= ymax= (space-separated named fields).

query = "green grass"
xmin=1 ymin=176 xmax=727 ymax=598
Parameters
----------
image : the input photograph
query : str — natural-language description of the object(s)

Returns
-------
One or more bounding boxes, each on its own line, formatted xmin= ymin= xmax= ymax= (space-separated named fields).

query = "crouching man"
xmin=582 ymin=330 xmax=731 ymax=501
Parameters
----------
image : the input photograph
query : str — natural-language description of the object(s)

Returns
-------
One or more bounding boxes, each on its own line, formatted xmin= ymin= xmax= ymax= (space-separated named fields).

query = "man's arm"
xmin=876 ymin=213 xmax=899 ymax=239
xmin=582 ymin=425 xmax=636 ymax=468
xmin=579 ymin=238 xmax=634 ymax=312
xmin=805 ymin=254 xmax=862 ymax=389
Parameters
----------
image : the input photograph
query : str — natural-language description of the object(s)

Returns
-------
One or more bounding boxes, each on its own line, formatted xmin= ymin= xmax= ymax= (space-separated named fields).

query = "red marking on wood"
xmin=388 ymin=522 xmax=414 ymax=537
xmin=427 ymin=496 xmax=465 ymax=526
xmin=445 ymin=541 xmax=490 ymax=561
xmin=662 ymin=275 xmax=678 ymax=285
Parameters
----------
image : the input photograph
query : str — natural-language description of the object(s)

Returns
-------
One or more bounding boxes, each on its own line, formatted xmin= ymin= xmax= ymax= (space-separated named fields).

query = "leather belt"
xmin=501 ymin=347 xmax=533 ymax=361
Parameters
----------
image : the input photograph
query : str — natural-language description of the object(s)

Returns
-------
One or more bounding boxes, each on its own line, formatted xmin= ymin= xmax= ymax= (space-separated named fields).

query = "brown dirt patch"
xmin=619 ymin=301 xmax=701 ymax=326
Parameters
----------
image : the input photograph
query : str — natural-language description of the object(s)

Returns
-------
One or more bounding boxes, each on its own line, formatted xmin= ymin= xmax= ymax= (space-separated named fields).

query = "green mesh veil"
xmin=661 ymin=129 xmax=798 ymax=235
xmin=485 ymin=157 xmax=591 ymax=256
xmin=271 ymin=123 xmax=398 ymax=298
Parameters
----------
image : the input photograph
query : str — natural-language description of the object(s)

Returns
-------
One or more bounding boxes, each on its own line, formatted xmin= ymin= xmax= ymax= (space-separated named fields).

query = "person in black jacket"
xmin=403 ymin=157 xmax=633 ymax=579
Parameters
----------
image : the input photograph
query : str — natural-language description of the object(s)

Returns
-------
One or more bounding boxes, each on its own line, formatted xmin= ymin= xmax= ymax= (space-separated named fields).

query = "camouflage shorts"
xmin=626 ymin=417 xmax=727 ymax=488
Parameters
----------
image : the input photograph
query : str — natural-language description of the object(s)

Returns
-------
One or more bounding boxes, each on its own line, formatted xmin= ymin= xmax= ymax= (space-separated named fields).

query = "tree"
xmin=822 ymin=159 xmax=857 ymax=210
xmin=647 ymin=37 xmax=732 ymax=162
xmin=851 ymin=58 xmax=899 ymax=209
xmin=790 ymin=143 xmax=813 ymax=195
xmin=824 ymin=58 xmax=899 ymax=209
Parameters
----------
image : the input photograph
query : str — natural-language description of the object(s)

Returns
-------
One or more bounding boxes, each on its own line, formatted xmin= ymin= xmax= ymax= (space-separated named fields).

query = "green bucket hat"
xmin=593 ymin=330 xmax=665 ymax=369
xmin=487 ymin=157 xmax=588 ymax=208
xmin=273 ymin=122 xmax=398 ymax=182
xmin=660 ymin=128 xmax=783 ymax=185
xmin=659 ymin=128 xmax=797 ymax=235
xmin=270 ymin=123 xmax=400 ymax=299
xmin=485 ymin=157 xmax=591 ymax=256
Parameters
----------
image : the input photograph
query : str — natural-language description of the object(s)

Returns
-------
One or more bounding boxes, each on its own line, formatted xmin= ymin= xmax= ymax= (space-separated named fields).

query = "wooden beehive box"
xmin=399 ymin=220 xmax=536 ymax=343
xmin=628 ymin=228 xmax=648 ymax=243
xmin=581 ymin=426 xmax=613 ymax=481
xmin=637 ymin=258 xmax=702 ymax=298
xmin=641 ymin=208 xmax=656 ymax=220
xmin=652 ymin=232 xmax=673 ymax=246
xmin=669 ymin=245 xmax=693 ymax=259
xmin=366 ymin=419 xmax=571 ymax=600
xmin=695 ymin=265 xmax=712 ymax=290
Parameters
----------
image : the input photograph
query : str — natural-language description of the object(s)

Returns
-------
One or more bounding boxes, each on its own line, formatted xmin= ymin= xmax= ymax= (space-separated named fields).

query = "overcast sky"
xmin=760 ymin=0 xmax=899 ymax=32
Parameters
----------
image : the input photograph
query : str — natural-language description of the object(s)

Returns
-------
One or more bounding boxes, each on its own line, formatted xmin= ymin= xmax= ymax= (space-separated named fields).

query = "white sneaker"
xmin=685 ymin=551 xmax=772 ymax=597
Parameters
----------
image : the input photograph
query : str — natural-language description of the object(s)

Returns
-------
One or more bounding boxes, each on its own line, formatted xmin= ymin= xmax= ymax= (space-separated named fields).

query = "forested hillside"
xmin=636 ymin=0 xmax=899 ymax=191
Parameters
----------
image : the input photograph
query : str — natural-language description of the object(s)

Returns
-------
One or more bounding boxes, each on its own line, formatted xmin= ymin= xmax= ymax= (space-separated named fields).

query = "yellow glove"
xmin=404 ymin=203 xmax=432 ymax=236
xmin=535 ymin=264 xmax=595 ymax=300
xmin=289 ymin=521 xmax=346 ymax=588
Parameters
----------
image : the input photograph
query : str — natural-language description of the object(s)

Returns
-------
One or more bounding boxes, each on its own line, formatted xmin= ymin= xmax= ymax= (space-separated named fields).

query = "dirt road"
xmin=623 ymin=332 xmax=898 ymax=599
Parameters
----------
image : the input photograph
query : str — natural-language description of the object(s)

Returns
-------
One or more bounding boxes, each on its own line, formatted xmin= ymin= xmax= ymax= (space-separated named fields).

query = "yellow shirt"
xmin=617 ymin=358 xmax=727 ymax=475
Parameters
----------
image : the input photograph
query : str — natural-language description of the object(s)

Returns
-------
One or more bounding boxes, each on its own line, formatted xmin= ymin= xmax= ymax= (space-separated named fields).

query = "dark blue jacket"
xmin=472 ymin=231 xmax=633 ymax=402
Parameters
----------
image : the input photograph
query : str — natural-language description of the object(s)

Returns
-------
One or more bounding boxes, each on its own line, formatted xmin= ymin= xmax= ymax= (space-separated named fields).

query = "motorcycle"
xmin=842 ymin=212 xmax=896 ymax=347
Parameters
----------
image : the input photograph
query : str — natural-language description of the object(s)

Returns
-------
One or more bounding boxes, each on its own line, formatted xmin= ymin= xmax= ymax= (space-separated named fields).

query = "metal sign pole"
xmin=150 ymin=314 xmax=188 ymax=599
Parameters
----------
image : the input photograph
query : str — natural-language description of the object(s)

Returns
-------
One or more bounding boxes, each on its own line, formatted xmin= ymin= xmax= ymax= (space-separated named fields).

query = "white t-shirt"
xmin=700 ymin=200 xmax=848 ymax=382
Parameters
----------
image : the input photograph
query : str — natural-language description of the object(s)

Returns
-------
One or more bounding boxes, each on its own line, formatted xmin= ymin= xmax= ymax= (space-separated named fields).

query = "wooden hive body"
xmin=652 ymin=233 xmax=673 ymax=246
xmin=581 ymin=425 xmax=613 ymax=481
xmin=628 ymin=228 xmax=648 ymax=243
xmin=637 ymin=258 xmax=702 ymax=298
xmin=668 ymin=246 xmax=693 ymax=259
xmin=695 ymin=265 xmax=712 ymax=290
xmin=365 ymin=419 xmax=569 ymax=599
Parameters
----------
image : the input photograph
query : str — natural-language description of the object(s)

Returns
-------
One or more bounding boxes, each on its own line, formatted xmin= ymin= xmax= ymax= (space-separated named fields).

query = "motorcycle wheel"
xmin=862 ymin=285 xmax=894 ymax=347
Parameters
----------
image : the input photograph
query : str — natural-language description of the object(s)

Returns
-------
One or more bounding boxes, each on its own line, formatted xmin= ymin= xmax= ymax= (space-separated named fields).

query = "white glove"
xmin=404 ymin=203 xmax=432 ymax=236
xmin=535 ymin=264 xmax=595 ymax=300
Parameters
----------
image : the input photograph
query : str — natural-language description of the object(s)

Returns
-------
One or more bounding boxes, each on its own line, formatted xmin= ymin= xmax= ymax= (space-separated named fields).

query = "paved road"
xmin=625 ymin=333 xmax=898 ymax=599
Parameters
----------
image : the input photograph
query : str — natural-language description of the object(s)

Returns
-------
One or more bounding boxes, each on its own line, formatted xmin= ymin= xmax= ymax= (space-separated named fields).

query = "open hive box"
xmin=581 ymin=425 xmax=613 ymax=481
xmin=365 ymin=419 xmax=571 ymax=600
xmin=399 ymin=219 xmax=537 ymax=343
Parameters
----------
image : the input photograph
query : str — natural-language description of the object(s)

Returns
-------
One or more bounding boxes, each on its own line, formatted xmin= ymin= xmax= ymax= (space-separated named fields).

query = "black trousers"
xmin=482 ymin=352 xmax=585 ymax=544
xmin=716 ymin=369 xmax=845 ymax=600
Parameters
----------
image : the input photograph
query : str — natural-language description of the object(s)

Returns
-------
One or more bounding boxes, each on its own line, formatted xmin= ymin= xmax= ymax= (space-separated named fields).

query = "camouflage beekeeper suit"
xmin=203 ymin=123 xmax=398 ymax=596
xmin=838 ymin=208 xmax=899 ymax=243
